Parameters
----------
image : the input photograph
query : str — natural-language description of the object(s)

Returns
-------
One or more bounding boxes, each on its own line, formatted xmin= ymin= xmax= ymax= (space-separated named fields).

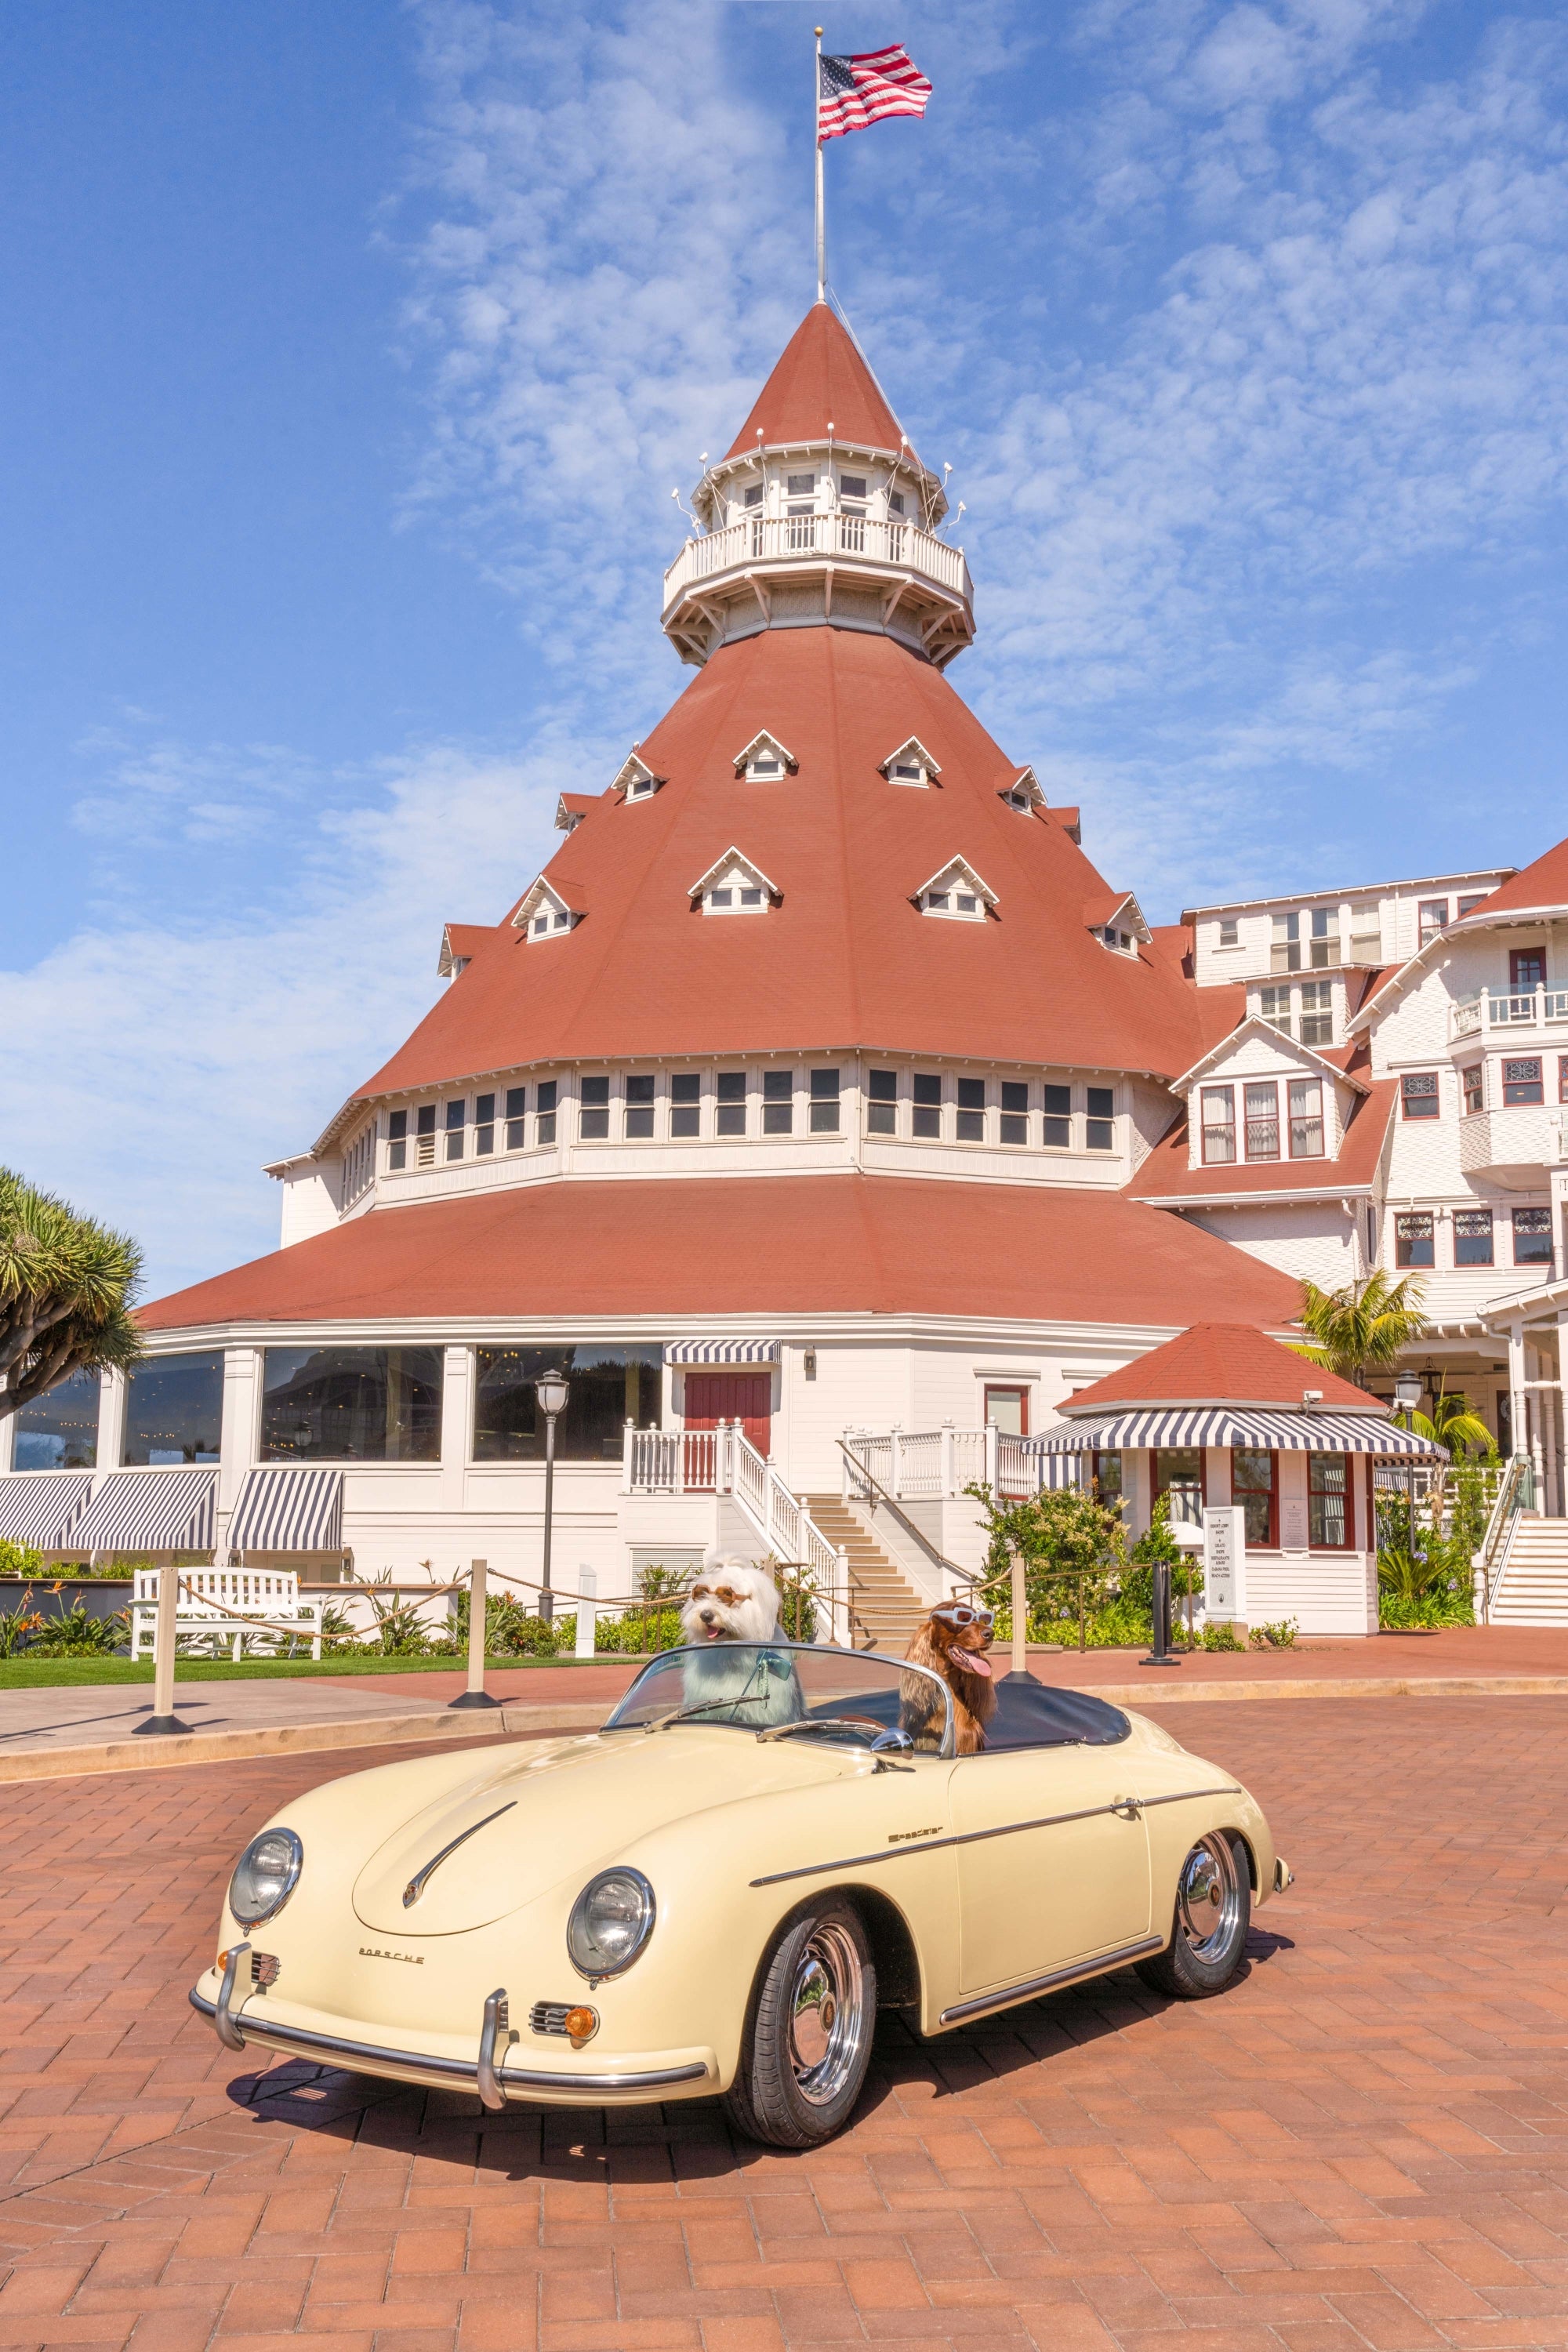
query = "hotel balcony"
xmin=661 ymin=510 xmax=975 ymax=668
xmin=1450 ymin=985 xmax=1568 ymax=1044
xmin=1458 ymin=1104 xmax=1568 ymax=1180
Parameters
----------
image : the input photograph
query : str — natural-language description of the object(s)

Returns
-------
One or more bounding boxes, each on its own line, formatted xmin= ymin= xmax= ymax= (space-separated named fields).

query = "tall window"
xmin=505 ymin=1086 xmax=526 ymax=1149
xmin=625 ymin=1073 xmax=655 ymax=1138
xmin=1308 ymin=1452 xmax=1352 ymax=1548
xmin=956 ymin=1077 xmax=985 ymax=1142
xmin=982 ymin=1385 xmax=1028 ymax=1436
xmin=1461 ymin=1065 xmax=1483 ymax=1116
xmin=123 ymin=1353 xmax=223 ymax=1466
xmin=1085 ymin=1087 xmax=1115 ymax=1151
xmin=809 ymin=1069 xmax=840 ymax=1133
xmin=261 ymin=1348 xmax=441 ymax=1464
xmin=1243 ymin=1080 xmax=1279 ymax=1160
xmin=1200 ymin=1086 xmax=1236 ymax=1163
xmin=1454 ymin=1209 xmax=1494 ymax=1266
xmin=1513 ymin=1207 xmax=1553 ymax=1267
xmin=1396 ymin=1212 xmax=1434 ymax=1269
xmin=535 ymin=1079 xmax=557 ymax=1145
xmin=1288 ymin=1077 xmax=1324 ymax=1158
xmin=1043 ymin=1083 xmax=1070 ymax=1149
xmin=1417 ymin=899 xmax=1449 ymax=946
xmin=1503 ymin=1058 xmax=1543 ymax=1106
xmin=1560 ymin=1056 xmax=1568 ymax=1104
xmin=1271 ymin=912 xmax=1301 ymax=973
xmin=670 ymin=1073 xmax=701 ymax=1137
xmin=473 ymin=1345 xmax=662 ymax=1461
xmin=445 ymin=1099 xmax=466 ymax=1160
xmin=1232 ymin=1448 xmax=1275 ymax=1546
xmin=866 ymin=1069 xmax=897 ymax=1135
xmin=913 ymin=1072 xmax=942 ymax=1138
xmin=1309 ymin=907 xmax=1336 ymax=967
xmin=387 ymin=1109 xmax=408 ymax=1170
xmin=474 ymin=1094 xmax=495 ymax=1155
xmin=1154 ymin=1447 xmax=1203 ymax=1527
xmin=13 ymin=1367 xmax=100 ymax=1471
xmin=1259 ymin=985 xmax=1293 ymax=1037
xmin=1510 ymin=948 xmax=1545 ymax=991
xmin=1092 ymin=1451 xmax=1123 ymax=1508
xmin=763 ymin=1069 xmax=793 ymax=1134
xmin=1000 ymin=1080 xmax=1028 ymax=1145
xmin=415 ymin=1104 xmax=437 ymax=1166
xmin=1298 ymin=980 xmax=1333 ymax=1047
xmin=716 ymin=1071 xmax=746 ymax=1135
xmin=579 ymin=1076 xmax=610 ymax=1138
xmin=1401 ymin=1072 xmax=1439 ymax=1120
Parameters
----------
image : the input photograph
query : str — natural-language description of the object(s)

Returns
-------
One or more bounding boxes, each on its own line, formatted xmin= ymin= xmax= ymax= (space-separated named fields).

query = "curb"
xmin=1085 ymin=1674 xmax=1568 ymax=1708
xmin=0 ymin=1700 xmax=611 ymax=1784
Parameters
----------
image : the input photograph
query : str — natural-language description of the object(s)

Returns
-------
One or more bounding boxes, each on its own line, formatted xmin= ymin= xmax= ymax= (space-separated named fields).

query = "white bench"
xmin=131 ymin=1566 xmax=324 ymax=1662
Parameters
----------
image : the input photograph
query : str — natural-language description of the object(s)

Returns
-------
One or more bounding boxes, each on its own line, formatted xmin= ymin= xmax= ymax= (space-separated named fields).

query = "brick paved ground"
xmin=4 ymin=1699 xmax=1568 ymax=2350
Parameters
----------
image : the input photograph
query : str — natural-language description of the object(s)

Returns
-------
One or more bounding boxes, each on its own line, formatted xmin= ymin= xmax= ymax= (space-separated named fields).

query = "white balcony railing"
xmin=843 ymin=1426 xmax=1040 ymax=1504
xmin=663 ymin=512 xmax=971 ymax=611
xmin=1450 ymin=985 xmax=1568 ymax=1043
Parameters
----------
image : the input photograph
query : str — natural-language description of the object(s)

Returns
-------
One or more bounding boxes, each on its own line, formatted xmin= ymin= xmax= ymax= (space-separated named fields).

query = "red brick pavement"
xmin=5 ymin=1700 xmax=1568 ymax=2350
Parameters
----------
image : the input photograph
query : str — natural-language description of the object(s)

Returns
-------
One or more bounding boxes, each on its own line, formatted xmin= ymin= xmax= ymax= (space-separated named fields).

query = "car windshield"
xmin=603 ymin=1643 xmax=953 ymax=1754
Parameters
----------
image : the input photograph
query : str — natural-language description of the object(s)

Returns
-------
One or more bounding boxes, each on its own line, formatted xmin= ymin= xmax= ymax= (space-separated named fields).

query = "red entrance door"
xmin=684 ymin=1372 xmax=771 ymax=1453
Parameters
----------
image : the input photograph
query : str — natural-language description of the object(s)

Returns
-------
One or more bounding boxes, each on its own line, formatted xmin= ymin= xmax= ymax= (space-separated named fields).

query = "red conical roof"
xmin=1458 ymin=829 xmax=1568 ymax=920
xmin=724 ymin=304 xmax=909 ymax=459
xmin=359 ymin=626 xmax=1210 ymax=1100
xmin=1060 ymin=1323 xmax=1380 ymax=1414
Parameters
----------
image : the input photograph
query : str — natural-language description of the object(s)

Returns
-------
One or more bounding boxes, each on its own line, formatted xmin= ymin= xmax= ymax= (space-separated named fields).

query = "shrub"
xmin=1248 ymin=1618 xmax=1299 ymax=1650
xmin=0 ymin=1540 xmax=44 ymax=1580
xmin=24 ymin=1598 xmax=126 ymax=1657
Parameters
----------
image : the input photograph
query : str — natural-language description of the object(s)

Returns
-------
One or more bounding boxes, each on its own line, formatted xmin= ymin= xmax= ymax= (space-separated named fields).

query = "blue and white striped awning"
xmin=664 ymin=1338 xmax=780 ymax=1365
xmin=71 ymin=1469 xmax=218 ymax=1552
xmin=1039 ymin=1452 xmax=1083 ymax=1490
xmin=227 ymin=1468 xmax=343 ymax=1553
xmin=1025 ymin=1409 xmax=1445 ymax=1459
xmin=0 ymin=1472 xmax=95 ymax=1548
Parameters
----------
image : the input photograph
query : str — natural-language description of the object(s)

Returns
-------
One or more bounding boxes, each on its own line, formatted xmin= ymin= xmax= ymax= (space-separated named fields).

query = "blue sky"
xmin=3 ymin=0 xmax=1566 ymax=1301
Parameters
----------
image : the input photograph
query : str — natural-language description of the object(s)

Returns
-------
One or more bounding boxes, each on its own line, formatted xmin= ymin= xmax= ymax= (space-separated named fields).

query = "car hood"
xmin=350 ymin=1727 xmax=859 ymax=1934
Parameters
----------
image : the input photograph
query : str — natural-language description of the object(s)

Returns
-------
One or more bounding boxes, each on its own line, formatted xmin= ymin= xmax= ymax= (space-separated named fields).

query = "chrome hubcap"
xmin=787 ymin=1923 xmax=864 ymax=2104
xmin=1175 ymin=1835 xmax=1242 ymax=1962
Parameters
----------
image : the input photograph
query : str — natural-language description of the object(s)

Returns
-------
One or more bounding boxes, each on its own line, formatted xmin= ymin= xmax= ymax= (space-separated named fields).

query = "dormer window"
xmin=612 ymin=750 xmax=666 ymax=803
xmin=733 ymin=731 xmax=796 ymax=782
xmin=880 ymin=736 xmax=941 ymax=789
xmin=1085 ymin=891 xmax=1151 ymax=955
xmin=916 ymin=858 xmax=996 ymax=923
xmin=1000 ymin=766 xmax=1044 ymax=814
xmin=512 ymin=876 xmax=580 ymax=943
xmin=691 ymin=848 xmax=779 ymax=916
xmin=1098 ymin=927 xmax=1135 ymax=955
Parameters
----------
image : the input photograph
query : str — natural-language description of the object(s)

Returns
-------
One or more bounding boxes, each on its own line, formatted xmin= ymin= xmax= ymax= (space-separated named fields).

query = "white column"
xmin=1508 ymin=1326 xmax=1527 ymax=1466
xmin=0 ymin=1400 xmax=14 ymax=1473
xmin=440 ymin=1345 xmax=472 ymax=1517
xmin=217 ymin=1348 xmax=260 ymax=1556
xmin=1558 ymin=1313 xmax=1568 ymax=1520
xmin=98 ymin=1367 xmax=127 ymax=1475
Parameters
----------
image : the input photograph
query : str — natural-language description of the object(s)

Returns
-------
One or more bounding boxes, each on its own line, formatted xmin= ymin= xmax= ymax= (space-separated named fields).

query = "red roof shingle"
xmin=1061 ymin=1321 xmax=1380 ymax=1414
xmin=724 ymin=305 xmax=908 ymax=461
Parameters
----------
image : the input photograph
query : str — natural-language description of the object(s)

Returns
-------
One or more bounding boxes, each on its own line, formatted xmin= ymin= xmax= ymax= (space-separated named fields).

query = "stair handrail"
xmin=720 ymin=1423 xmax=874 ymax=1650
xmin=1474 ymin=1451 xmax=1532 ymax=1621
xmin=837 ymin=1435 xmax=979 ymax=1594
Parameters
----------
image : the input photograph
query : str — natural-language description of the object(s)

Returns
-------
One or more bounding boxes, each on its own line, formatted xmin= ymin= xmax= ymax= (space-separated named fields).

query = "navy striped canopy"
xmin=71 ymin=1469 xmax=218 ymax=1551
xmin=664 ymin=1338 xmax=780 ymax=1364
xmin=227 ymin=1468 xmax=343 ymax=1553
xmin=0 ymin=1471 xmax=95 ymax=1548
xmin=1025 ymin=1409 xmax=1445 ymax=1458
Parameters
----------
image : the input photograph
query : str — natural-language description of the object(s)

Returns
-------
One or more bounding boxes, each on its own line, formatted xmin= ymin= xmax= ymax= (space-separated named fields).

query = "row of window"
xmin=1200 ymin=1077 xmax=1325 ymax=1164
xmin=1403 ymin=1057 xmax=1568 ymax=1120
xmin=384 ymin=1074 xmax=1123 ymax=1160
xmin=1392 ymin=1206 xmax=1554 ymax=1270
xmin=1258 ymin=980 xmax=1334 ymax=1047
xmin=1092 ymin=1446 xmax=1356 ymax=1549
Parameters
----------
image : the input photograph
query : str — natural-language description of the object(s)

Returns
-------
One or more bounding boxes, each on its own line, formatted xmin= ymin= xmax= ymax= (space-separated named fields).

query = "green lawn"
xmin=0 ymin=1653 xmax=609 ymax=1690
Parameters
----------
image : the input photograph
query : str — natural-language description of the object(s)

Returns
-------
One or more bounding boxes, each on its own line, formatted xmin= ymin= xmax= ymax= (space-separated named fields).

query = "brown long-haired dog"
xmin=900 ymin=1602 xmax=997 ymax=1754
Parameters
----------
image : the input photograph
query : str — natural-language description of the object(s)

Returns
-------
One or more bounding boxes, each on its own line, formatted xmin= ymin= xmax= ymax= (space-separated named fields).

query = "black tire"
xmin=723 ymin=1898 xmax=877 ymax=2148
xmin=1135 ymin=1834 xmax=1250 ymax=1999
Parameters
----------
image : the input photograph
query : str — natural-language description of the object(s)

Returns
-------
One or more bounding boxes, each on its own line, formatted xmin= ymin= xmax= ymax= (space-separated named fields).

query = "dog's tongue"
xmin=953 ymin=1650 xmax=993 ymax=1677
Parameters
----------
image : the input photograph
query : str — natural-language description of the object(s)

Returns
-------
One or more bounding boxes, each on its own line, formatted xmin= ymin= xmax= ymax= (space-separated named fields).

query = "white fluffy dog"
xmin=677 ymin=1559 xmax=803 ymax=1727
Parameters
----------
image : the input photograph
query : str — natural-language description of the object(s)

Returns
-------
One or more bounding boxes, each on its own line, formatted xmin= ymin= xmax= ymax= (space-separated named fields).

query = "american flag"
xmin=818 ymin=44 xmax=932 ymax=144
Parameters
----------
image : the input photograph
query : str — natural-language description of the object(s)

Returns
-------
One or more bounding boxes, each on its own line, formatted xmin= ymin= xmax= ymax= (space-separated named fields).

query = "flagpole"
xmin=814 ymin=27 xmax=826 ymax=303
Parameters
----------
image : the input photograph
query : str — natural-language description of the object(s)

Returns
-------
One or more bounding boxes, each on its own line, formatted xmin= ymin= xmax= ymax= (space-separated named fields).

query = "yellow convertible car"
xmin=191 ymin=1644 xmax=1290 ymax=2147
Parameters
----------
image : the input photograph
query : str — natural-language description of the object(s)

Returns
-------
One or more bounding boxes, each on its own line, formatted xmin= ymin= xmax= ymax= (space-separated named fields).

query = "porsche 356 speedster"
xmin=191 ymin=1643 xmax=1290 ymax=2147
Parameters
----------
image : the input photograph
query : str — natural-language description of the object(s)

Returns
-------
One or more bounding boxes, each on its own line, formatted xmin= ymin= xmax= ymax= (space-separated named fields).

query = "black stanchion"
xmin=1140 ymin=1555 xmax=1181 ymax=1668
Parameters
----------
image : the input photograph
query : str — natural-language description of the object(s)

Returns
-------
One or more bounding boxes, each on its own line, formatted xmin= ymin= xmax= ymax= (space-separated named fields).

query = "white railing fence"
xmin=842 ymin=1425 xmax=1040 ymax=1504
xmin=1450 ymin=985 xmax=1568 ymax=1042
xmin=664 ymin=512 xmax=971 ymax=607
xmin=625 ymin=1427 xmax=717 ymax=1494
xmin=1474 ymin=1454 xmax=1536 ymax=1618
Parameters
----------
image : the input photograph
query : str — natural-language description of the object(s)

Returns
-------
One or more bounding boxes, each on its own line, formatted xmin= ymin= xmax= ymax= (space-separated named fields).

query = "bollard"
xmin=574 ymin=1568 xmax=597 ymax=1660
xmin=132 ymin=1564 xmax=193 ymax=1736
xmin=449 ymin=1559 xmax=500 ymax=1709
xmin=1011 ymin=1548 xmax=1027 ymax=1679
xmin=1139 ymin=1555 xmax=1181 ymax=1668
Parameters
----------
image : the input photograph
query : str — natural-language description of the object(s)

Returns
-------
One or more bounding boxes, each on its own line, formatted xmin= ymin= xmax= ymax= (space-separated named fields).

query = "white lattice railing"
xmin=663 ymin=512 xmax=971 ymax=608
xmin=625 ymin=1428 xmax=717 ymax=1494
xmin=842 ymin=1426 xmax=1040 ymax=1503
xmin=1450 ymin=986 xmax=1568 ymax=1042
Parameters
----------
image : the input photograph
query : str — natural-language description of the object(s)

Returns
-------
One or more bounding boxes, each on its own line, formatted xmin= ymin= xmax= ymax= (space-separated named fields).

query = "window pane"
xmin=1087 ymin=1088 xmax=1114 ymax=1120
xmin=1503 ymin=1058 xmax=1544 ymax=1105
xmin=717 ymin=1071 xmax=746 ymax=1102
xmin=1043 ymin=1116 xmax=1070 ymax=1148
xmin=1092 ymin=1451 xmax=1123 ymax=1502
xmin=260 ymin=1347 xmax=441 ymax=1463
xmin=1043 ymin=1085 xmax=1070 ymax=1117
xmin=1308 ymin=1451 xmax=1348 ymax=1547
xmin=867 ymin=1102 xmax=896 ymax=1134
xmin=957 ymin=1078 xmax=985 ymax=1109
xmin=1287 ymin=1077 xmax=1323 ymax=1159
xmin=1244 ymin=1081 xmax=1279 ymax=1160
xmin=810 ymin=1069 xmax=840 ymax=1099
xmin=581 ymin=1076 xmax=609 ymax=1105
xmin=1510 ymin=949 xmax=1545 ymax=990
xmin=1454 ymin=1209 xmax=1494 ymax=1265
xmin=1232 ymin=1447 xmax=1273 ymax=1545
xmin=1154 ymin=1447 xmax=1203 ymax=1526
xmin=1200 ymin=1087 xmax=1235 ymax=1163
xmin=1401 ymin=1072 xmax=1440 ymax=1119
xmin=1462 ymin=1065 xmax=1483 ymax=1115
xmin=671 ymin=1073 xmax=700 ymax=1104
xmin=1396 ymin=1213 xmax=1434 ymax=1268
xmin=1513 ymin=1207 xmax=1553 ymax=1265
xmin=123 ymin=1352 xmax=223 ymax=1465
xmin=473 ymin=1345 xmax=662 ymax=1462
xmin=13 ymin=1367 xmax=100 ymax=1470
xmin=868 ymin=1069 xmax=897 ymax=1102
xmin=1000 ymin=1081 xmax=1027 ymax=1113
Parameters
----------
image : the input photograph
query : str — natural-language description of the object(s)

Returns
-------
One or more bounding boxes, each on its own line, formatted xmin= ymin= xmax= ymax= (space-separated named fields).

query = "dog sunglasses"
xmin=931 ymin=1603 xmax=994 ymax=1630
xmin=690 ymin=1582 xmax=747 ymax=1609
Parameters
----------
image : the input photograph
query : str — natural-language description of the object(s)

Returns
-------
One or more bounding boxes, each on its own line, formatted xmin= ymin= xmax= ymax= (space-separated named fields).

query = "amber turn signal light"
xmin=564 ymin=2005 xmax=599 ymax=2045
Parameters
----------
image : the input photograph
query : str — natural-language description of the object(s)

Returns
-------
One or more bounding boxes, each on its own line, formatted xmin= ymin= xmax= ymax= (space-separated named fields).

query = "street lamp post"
xmin=1392 ymin=1369 xmax=1424 ymax=1555
xmin=535 ymin=1369 xmax=570 ymax=1623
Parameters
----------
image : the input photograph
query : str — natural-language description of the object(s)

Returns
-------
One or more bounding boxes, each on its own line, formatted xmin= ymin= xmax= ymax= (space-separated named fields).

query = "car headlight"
xmin=567 ymin=1867 xmax=655 ymax=1981
xmin=228 ymin=1828 xmax=303 ymax=1926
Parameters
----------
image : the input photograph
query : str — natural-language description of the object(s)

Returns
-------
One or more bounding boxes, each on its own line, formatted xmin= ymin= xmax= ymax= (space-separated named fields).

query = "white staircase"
xmin=1488 ymin=1517 xmax=1568 ymax=1625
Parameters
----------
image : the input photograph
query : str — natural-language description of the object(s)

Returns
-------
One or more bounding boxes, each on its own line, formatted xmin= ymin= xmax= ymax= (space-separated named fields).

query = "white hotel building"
xmin=3 ymin=304 xmax=1566 ymax=1634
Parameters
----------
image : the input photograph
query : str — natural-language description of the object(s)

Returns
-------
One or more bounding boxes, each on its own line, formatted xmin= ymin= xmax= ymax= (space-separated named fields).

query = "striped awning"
xmin=1039 ymin=1452 xmax=1083 ymax=1490
xmin=71 ymin=1469 xmax=218 ymax=1552
xmin=1025 ymin=1409 xmax=1446 ymax=1459
xmin=664 ymin=1338 xmax=780 ymax=1365
xmin=0 ymin=1472 xmax=95 ymax=1548
xmin=227 ymin=1468 xmax=343 ymax=1553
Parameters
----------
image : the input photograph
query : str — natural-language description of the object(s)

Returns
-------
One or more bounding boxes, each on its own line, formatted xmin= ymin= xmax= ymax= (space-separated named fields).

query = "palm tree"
xmin=0 ymin=1169 xmax=143 ymax=1422
xmin=1396 ymin=1388 xmax=1496 ymax=1461
xmin=1290 ymin=1269 xmax=1428 ymax=1389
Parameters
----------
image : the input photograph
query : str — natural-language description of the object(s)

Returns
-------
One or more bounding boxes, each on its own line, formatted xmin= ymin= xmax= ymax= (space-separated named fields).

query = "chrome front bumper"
xmin=191 ymin=1954 xmax=712 ymax=2105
